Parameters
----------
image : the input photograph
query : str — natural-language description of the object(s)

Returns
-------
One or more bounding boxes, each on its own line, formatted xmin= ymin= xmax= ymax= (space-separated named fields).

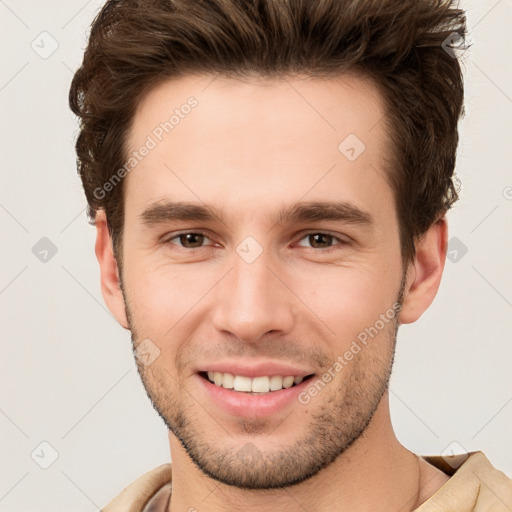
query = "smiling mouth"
xmin=199 ymin=371 xmax=315 ymax=394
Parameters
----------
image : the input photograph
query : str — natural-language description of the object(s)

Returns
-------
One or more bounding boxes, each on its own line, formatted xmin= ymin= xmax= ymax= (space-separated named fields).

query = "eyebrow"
xmin=139 ymin=200 xmax=374 ymax=228
xmin=277 ymin=200 xmax=373 ymax=226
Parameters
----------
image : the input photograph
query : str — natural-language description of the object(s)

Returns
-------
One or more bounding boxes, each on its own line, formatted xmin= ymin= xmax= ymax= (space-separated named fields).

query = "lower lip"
xmin=197 ymin=374 xmax=312 ymax=417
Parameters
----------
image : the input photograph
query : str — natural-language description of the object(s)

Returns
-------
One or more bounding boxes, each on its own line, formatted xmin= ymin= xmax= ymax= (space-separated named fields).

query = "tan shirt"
xmin=102 ymin=452 xmax=512 ymax=511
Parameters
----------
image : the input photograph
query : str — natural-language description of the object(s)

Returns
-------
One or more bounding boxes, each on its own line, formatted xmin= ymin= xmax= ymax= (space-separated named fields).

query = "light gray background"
xmin=1 ymin=0 xmax=511 ymax=510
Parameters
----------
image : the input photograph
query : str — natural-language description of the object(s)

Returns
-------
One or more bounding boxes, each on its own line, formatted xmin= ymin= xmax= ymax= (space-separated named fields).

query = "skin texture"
xmin=95 ymin=73 xmax=450 ymax=511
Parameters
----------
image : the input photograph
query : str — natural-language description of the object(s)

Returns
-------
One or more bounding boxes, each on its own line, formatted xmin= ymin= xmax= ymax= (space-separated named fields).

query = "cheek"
xmin=123 ymin=260 xmax=214 ymax=334
xmin=292 ymin=264 xmax=401 ymax=347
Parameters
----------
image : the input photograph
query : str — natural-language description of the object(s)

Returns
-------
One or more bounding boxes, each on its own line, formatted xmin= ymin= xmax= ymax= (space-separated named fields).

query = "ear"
xmin=399 ymin=217 xmax=448 ymax=324
xmin=95 ymin=210 xmax=130 ymax=329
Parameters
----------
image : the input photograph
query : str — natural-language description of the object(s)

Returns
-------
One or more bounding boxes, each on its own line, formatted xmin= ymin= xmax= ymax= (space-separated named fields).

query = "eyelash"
xmin=163 ymin=230 xmax=350 ymax=252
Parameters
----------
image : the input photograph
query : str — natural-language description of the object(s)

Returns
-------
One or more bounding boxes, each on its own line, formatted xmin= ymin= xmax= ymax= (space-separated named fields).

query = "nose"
xmin=211 ymin=248 xmax=295 ymax=343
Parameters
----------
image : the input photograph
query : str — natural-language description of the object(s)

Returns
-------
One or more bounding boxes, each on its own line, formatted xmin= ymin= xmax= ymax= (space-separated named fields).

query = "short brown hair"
xmin=69 ymin=0 xmax=466 ymax=266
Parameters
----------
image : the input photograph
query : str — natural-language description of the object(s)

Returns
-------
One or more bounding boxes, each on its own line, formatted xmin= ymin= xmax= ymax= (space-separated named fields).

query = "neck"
xmin=167 ymin=394 xmax=448 ymax=512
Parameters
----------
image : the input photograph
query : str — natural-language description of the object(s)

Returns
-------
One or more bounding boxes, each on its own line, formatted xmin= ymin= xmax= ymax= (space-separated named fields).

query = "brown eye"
xmin=167 ymin=232 xmax=211 ymax=248
xmin=296 ymin=232 xmax=346 ymax=250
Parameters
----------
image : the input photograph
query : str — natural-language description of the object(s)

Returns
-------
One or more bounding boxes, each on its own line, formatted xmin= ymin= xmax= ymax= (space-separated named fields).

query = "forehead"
xmin=124 ymin=72 xmax=394 ymax=226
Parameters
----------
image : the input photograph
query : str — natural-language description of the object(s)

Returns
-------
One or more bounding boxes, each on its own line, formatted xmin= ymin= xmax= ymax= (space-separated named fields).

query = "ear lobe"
xmin=399 ymin=217 xmax=448 ymax=325
xmin=95 ymin=210 xmax=130 ymax=329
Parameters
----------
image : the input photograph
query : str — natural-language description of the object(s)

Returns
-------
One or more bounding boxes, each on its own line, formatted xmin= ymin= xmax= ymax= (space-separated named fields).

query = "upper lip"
xmin=196 ymin=360 xmax=315 ymax=378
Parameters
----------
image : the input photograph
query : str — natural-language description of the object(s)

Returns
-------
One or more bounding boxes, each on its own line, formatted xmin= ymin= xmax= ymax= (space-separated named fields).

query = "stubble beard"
xmin=122 ymin=276 xmax=405 ymax=490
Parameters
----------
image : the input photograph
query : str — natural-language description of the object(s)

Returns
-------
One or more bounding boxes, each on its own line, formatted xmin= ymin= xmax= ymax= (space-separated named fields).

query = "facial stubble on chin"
xmin=120 ymin=271 xmax=406 ymax=490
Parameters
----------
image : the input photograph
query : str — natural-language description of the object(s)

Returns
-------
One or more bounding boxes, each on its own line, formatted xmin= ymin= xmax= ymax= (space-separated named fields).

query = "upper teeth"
xmin=206 ymin=372 xmax=304 ymax=393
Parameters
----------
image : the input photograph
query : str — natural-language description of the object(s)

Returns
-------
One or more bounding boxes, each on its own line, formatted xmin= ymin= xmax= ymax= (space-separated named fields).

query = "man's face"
xmin=119 ymin=73 xmax=406 ymax=488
